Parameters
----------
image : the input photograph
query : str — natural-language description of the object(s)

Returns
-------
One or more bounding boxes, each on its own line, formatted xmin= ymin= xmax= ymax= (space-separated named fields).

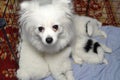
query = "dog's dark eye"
xmin=38 ymin=26 xmax=44 ymax=32
xmin=52 ymin=25 xmax=58 ymax=31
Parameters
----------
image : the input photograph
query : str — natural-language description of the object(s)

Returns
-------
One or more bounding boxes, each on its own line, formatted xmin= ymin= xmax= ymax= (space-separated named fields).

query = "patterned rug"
xmin=0 ymin=0 xmax=120 ymax=80
xmin=0 ymin=0 xmax=19 ymax=80
xmin=74 ymin=0 xmax=120 ymax=26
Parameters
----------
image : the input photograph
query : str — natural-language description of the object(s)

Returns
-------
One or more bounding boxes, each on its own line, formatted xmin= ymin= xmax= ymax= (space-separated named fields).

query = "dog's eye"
xmin=38 ymin=26 xmax=44 ymax=32
xmin=52 ymin=25 xmax=58 ymax=31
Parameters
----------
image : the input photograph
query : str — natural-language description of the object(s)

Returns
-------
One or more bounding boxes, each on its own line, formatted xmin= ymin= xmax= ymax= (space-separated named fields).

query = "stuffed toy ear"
xmin=86 ymin=21 xmax=93 ymax=37
xmin=20 ymin=1 xmax=30 ymax=10
xmin=95 ymin=19 xmax=102 ymax=28
xmin=98 ymin=21 xmax=102 ymax=28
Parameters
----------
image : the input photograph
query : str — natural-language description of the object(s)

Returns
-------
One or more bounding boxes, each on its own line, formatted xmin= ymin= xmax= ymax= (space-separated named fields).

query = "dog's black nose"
xmin=46 ymin=37 xmax=53 ymax=44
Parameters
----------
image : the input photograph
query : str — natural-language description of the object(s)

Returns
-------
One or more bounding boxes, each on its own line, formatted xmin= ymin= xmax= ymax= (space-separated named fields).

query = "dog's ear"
xmin=52 ymin=0 xmax=73 ymax=16
xmin=20 ymin=1 xmax=30 ymax=10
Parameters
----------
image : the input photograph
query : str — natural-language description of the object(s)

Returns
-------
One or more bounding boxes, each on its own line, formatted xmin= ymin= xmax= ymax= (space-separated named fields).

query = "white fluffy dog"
xmin=17 ymin=0 xmax=74 ymax=80
xmin=72 ymin=15 xmax=112 ymax=64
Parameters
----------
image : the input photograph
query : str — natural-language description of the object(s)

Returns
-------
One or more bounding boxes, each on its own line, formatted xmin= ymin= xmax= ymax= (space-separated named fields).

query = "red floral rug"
xmin=0 ymin=0 xmax=120 ymax=80
xmin=0 ymin=25 xmax=19 ymax=80
xmin=0 ymin=0 xmax=19 ymax=80
xmin=74 ymin=0 xmax=120 ymax=26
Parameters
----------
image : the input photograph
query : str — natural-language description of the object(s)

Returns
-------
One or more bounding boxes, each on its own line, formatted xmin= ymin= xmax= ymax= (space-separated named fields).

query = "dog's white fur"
xmin=72 ymin=15 xmax=112 ymax=64
xmin=44 ymin=47 xmax=74 ymax=80
xmin=17 ymin=0 xmax=74 ymax=80
xmin=72 ymin=36 xmax=112 ymax=64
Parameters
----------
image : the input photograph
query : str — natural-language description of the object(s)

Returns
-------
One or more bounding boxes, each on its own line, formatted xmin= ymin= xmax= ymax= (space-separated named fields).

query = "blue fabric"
xmin=44 ymin=26 xmax=120 ymax=80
